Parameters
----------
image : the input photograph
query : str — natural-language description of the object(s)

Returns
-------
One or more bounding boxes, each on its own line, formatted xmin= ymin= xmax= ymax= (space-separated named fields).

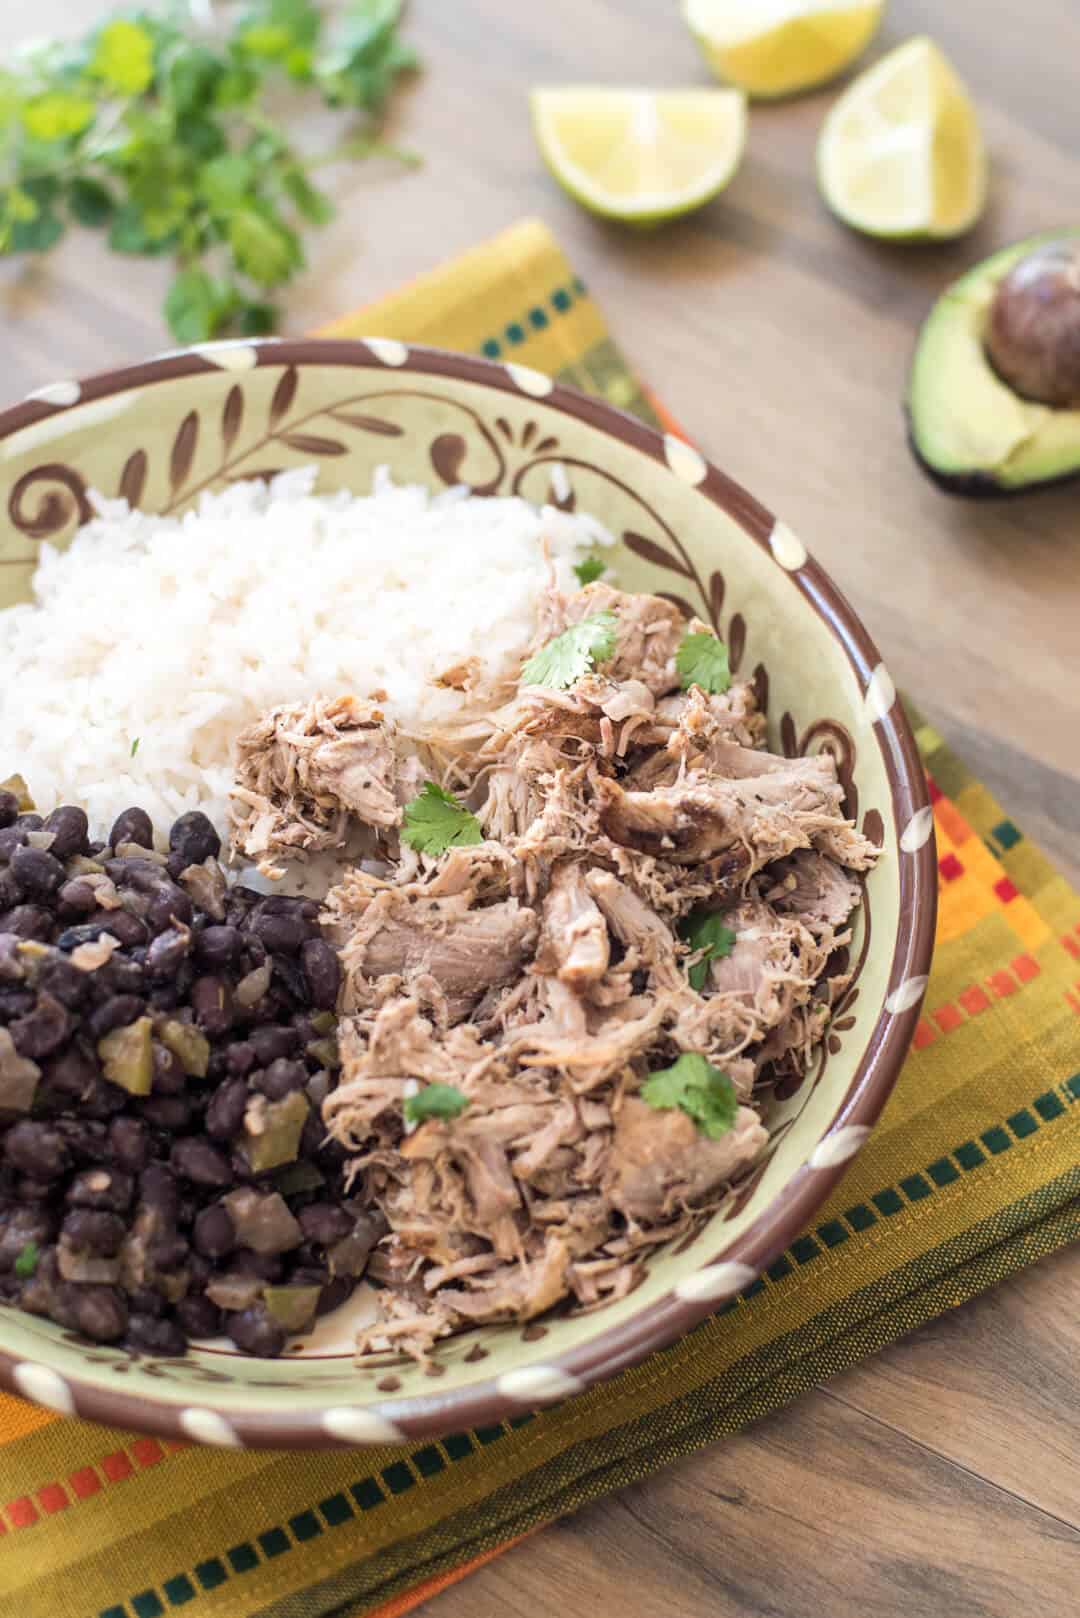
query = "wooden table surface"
xmin=3 ymin=2 xmax=1079 ymax=1614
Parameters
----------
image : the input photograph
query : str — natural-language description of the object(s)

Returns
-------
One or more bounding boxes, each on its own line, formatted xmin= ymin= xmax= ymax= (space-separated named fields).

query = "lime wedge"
xmin=530 ymin=87 xmax=747 ymax=226
xmin=817 ymin=36 xmax=988 ymax=240
xmin=684 ymin=0 xmax=884 ymax=99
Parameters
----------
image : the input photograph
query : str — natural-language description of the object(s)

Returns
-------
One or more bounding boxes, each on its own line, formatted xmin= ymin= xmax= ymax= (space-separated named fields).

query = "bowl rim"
xmin=0 ymin=338 xmax=936 ymax=1447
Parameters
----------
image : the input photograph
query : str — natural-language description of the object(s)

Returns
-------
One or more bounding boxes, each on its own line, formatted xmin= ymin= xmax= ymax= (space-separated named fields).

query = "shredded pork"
xmin=233 ymin=580 xmax=878 ymax=1361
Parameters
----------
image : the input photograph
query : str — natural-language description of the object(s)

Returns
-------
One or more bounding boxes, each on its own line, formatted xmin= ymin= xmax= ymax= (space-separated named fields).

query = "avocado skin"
xmin=905 ymin=230 xmax=1080 ymax=497
xmin=905 ymin=412 xmax=1080 ymax=497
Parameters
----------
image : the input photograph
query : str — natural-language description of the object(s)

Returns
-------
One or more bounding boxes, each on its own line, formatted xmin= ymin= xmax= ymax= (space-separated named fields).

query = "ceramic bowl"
xmin=0 ymin=340 xmax=935 ymax=1447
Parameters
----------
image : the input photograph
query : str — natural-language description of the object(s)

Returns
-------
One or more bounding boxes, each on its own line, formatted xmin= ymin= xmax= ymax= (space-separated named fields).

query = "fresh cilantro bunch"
xmin=0 ymin=1 xmax=418 ymax=341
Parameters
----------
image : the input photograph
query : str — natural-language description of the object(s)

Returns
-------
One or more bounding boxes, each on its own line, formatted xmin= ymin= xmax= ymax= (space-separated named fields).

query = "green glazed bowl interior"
xmin=0 ymin=340 xmax=935 ymax=1447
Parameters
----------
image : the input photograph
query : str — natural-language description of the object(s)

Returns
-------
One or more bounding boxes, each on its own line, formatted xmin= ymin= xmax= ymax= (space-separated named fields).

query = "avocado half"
xmin=907 ymin=229 xmax=1080 ymax=495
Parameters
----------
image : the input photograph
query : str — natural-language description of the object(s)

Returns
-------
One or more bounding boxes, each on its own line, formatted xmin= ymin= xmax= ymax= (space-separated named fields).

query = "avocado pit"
xmin=985 ymin=238 xmax=1080 ymax=408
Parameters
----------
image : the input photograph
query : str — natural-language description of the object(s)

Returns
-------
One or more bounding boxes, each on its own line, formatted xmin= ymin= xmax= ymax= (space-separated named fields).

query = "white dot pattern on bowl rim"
xmin=864 ymin=663 xmax=897 ymax=724
xmin=673 ymin=1261 xmax=757 ymax=1304
xmin=26 ymin=380 xmax=82 ymax=408
xmin=506 ymin=363 xmax=553 ymax=397
xmin=495 ymin=1366 xmax=584 ymax=1404
xmin=900 ymin=805 xmax=935 ymax=853
xmin=179 ymin=1408 xmax=242 ymax=1447
xmin=193 ymin=343 xmax=259 ymax=372
xmin=322 ymin=1407 xmax=405 ymax=1445
xmin=363 ymin=337 xmax=409 ymax=368
xmin=768 ymin=521 xmax=808 ymax=572
xmin=885 ymin=975 xmax=929 ymax=1015
xmin=663 ymin=434 xmax=708 ymax=486
xmin=13 ymin=1361 xmax=74 ymax=1416
xmin=808 ymin=1124 xmax=873 ymax=1170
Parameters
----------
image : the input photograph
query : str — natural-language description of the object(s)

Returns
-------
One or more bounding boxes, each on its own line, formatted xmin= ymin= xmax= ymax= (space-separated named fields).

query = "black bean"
xmin=146 ymin=928 xmax=190 ymax=978
xmin=14 ymin=1174 xmax=57 ymax=1202
xmin=1 ymin=905 xmax=54 ymax=941
xmin=298 ymin=1202 xmax=354 ymax=1247
xmin=71 ymin=1283 xmax=128 ymax=1342
xmin=171 ymin=1137 xmax=232 ymax=1187
xmin=38 ymin=955 xmax=91 ymax=1009
xmin=62 ymin=1209 xmax=126 ymax=1256
xmin=148 ymin=1232 xmax=189 ymax=1273
xmin=191 ymin=974 xmax=233 ymax=1039
xmin=195 ymin=924 xmax=241 ymax=968
xmin=175 ymin=1293 xmax=221 ymax=1338
xmin=127 ymin=1313 xmax=187 ymax=1355
xmin=231 ymin=1248 xmax=283 ymax=1282
xmin=100 ymin=957 xmax=149 ymax=999
xmin=169 ymin=812 xmax=220 ymax=869
xmin=317 ymin=1276 xmax=354 ymax=1316
xmin=271 ymin=955 xmax=309 ymax=1006
xmin=145 ymin=883 xmax=193 ymax=935
xmin=4 ymin=1119 xmax=69 ymax=1179
xmin=150 ymin=1040 xmax=186 ymax=1095
xmin=53 ymin=1117 xmax=108 ymax=1161
xmin=0 ymin=869 xmax=21 ymax=910
xmin=68 ymin=1166 xmax=135 ymax=1211
xmin=203 ymin=1048 xmax=228 ymax=1084
xmin=249 ymin=1025 xmax=298 ymax=1065
xmin=108 ymin=1116 xmax=149 ymax=1173
xmin=109 ymin=807 xmax=154 ymax=851
xmin=0 ymin=826 xmax=28 ymax=862
xmin=43 ymin=806 xmax=89 ymax=860
xmin=86 ymin=994 xmax=145 ymax=1041
xmin=0 ymin=987 xmax=35 ymax=1018
xmin=205 ymin=1077 xmax=248 ymax=1140
xmin=0 ymin=1205 xmax=55 ymax=1270
xmin=225 ymin=1040 xmax=255 ymax=1078
xmin=138 ymin=1164 xmax=178 ymax=1220
xmin=250 ymin=910 xmax=308 ymax=956
xmin=141 ymin=1095 xmax=194 ymax=1131
xmin=10 ymin=992 xmax=70 ymax=1060
xmin=225 ymin=886 xmax=261 ymax=929
xmin=0 ymin=791 xmax=18 ymax=829
xmin=56 ymin=919 xmax=112 ymax=951
xmin=128 ymin=1287 xmax=166 ymax=1317
xmin=299 ymin=1111 xmax=326 ymax=1162
xmin=147 ymin=984 xmax=180 ymax=1013
xmin=253 ymin=1058 xmax=306 ymax=1102
xmin=301 ymin=938 xmax=340 ymax=1010
xmin=15 ymin=814 xmax=44 ymax=832
xmin=193 ymin=1202 xmax=236 ymax=1259
xmin=105 ymin=857 xmax=166 ymax=891
xmin=10 ymin=843 xmax=65 ymax=899
xmin=226 ymin=1303 xmax=286 ymax=1357
xmin=99 ymin=910 xmax=149 ymax=949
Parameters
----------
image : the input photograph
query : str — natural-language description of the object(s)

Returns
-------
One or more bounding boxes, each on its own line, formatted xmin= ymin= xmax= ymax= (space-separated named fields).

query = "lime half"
xmin=684 ymin=0 xmax=884 ymax=99
xmin=531 ymin=87 xmax=747 ymax=226
xmin=817 ymin=36 xmax=988 ymax=240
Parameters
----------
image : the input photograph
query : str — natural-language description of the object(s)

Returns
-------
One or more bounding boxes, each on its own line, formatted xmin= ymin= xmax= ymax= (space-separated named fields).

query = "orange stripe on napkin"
xmin=359 ymin=1533 xmax=535 ymax=1618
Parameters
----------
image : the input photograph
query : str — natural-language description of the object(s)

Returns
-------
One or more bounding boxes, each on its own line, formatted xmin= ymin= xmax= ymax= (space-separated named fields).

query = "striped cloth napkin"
xmin=1 ymin=219 xmax=1078 ymax=1618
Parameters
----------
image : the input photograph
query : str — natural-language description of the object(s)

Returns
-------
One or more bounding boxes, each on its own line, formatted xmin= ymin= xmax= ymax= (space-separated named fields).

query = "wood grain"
xmin=0 ymin=4 xmax=1078 ymax=1615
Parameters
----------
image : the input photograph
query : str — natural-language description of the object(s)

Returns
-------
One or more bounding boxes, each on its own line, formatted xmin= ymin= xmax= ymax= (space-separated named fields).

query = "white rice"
xmin=0 ymin=467 xmax=612 ymax=835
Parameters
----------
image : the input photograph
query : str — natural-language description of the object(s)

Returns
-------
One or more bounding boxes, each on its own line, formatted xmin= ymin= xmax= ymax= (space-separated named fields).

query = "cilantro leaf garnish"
xmin=520 ymin=611 xmax=617 ymax=690
xmin=0 ymin=3 xmax=418 ymax=342
xmin=573 ymin=556 xmax=606 ymax=587
xmin=401 ymin=782 xmax=483 ymax=857
xmin=641 ymin=1053 xmax=738 ymax=1140
xmin=130 ymin=737 xmax=140 ymax=758
xmin=403 ymin=1082 xmax=469 ymax=1126
xmin=676 ymin=631 xmax=731 ymax=694
xmin=14 ymin=1241 xmax=39 ymax=1279
xmin=678 ymin=909 xmax=736 ymax=991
